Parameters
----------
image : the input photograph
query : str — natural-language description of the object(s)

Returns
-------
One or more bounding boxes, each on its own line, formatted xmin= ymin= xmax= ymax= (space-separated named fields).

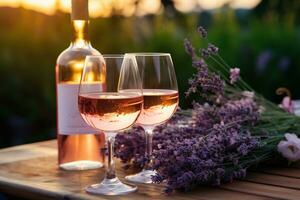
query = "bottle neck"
xmin=71 ymin=20 xmax=90 ymax=48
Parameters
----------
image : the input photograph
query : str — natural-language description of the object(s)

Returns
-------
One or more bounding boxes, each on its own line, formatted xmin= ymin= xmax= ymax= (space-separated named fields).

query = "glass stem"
xmin=145 ymin=129 xmax=154 ymax=170
xmin=105 ymin=135 xmax=116 ymax=180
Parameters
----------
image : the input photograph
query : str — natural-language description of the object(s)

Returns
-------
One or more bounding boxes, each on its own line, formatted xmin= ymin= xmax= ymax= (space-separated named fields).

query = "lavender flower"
xmin=150 ymin=114 xmax=258 ymax=193
xmin=201 ymin=48 xmax=210 ymax=58
xmin=230 ymin=68 xmax=240 ymax=84
xmin=218 ymin=97 xmax=259 ymax=126
xmin=256 ymin=50 xmax=272 ymax=74
xmin=207 ymin=43 xmax=219 ymax=55
xmin=115 ymin=96 xmax=260 ymax=193
xmin=186 ymin=55 xmax=224 ymax=101
xmin=185 ymin=27 xmax=226 ymax=102
xmin=197 ymin=26 xmax=207 ymax=38
xmin=192 ymin=58 xmax=208 ymax=69
xmin=184 ymin=38 xmax=195 ymax=58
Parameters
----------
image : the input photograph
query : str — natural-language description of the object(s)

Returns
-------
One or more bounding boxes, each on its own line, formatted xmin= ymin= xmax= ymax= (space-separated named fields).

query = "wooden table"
xmin=0 ymin=140 xmax=300 ymax=200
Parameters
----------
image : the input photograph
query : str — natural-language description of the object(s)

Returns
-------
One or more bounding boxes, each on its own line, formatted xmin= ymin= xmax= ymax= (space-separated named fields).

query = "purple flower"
xmin=192 ymin=58 xmax=208 ymax=69
xmin=184 ymin=38 xmax=195 ymax=58
xmin=201 ymin=48 xmax=210 ymax=58
xmin=256 ymin=50 xmax=272 ymax=74
xmin=207 ymin=43 xmax=219 ymax=55
xmin=230 ymin=68 xmax=240 ymax=84
xmin=197 ymin=26 xmax=207 ymax=38
xmin=186 ymin=54 xmax=224 ymax=100
xmin=218 ymin=97 xmax=260 ymax=126
xmin=115 ymin=97 xmax=260 ymax=193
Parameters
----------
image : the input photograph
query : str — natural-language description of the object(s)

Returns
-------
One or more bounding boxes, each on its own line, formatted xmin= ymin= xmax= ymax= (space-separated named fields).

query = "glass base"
xmin=59 ymin=160 xmax=103 ymax=171
xmin=125 ymin=169 xmax=157 ymax=184
xmin=86 ymin=177 xmax=137 ymax=195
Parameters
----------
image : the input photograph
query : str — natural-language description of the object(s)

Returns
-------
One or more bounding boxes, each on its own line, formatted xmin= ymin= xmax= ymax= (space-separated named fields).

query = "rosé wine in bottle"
xmin=56 ymin=0 xmax=105 ymax=170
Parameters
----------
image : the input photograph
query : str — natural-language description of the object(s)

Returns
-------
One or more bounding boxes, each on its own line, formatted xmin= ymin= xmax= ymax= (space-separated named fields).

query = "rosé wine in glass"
xmin=79 ymin=92 xmax=143 ymax=132
xmin=125 ymin=53 xmax=179 ymax=184
xmin=137 ymin=89 xmax=178 ymax=127
xmin=78 ymin=54 xmax=142 ymax=195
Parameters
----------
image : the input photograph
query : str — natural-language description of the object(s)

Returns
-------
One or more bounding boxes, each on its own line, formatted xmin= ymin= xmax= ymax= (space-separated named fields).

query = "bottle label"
xmin=57 ymin=83 xmax=98 ymax=135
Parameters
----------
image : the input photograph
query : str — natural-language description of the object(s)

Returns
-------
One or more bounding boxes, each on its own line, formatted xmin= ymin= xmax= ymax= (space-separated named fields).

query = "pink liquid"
xmin=137 ymin=89 xmax=179 ymax=126
xmin=56 ymin=82 xmax=105 ymax=169
xmin=78 ymin=93 xmax=143 ymax=132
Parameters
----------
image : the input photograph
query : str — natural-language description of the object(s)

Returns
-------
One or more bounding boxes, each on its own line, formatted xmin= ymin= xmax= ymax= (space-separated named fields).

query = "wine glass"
xmin=78 ymin=55 xmax=143 ymax=195
xmin=125 ymin=53 xmax=179 ymax=183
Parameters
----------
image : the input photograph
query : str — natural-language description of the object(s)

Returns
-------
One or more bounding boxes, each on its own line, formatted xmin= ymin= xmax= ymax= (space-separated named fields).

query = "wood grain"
xmin=255 ymin=167 xmax=300 ymax=178
xmin=246 ymin=172 xmax=300 ymax=190
xmin=222 ymin=181 xmax=300 ymax=200
xmin=0 ymin=140 xmax=299 ymax=200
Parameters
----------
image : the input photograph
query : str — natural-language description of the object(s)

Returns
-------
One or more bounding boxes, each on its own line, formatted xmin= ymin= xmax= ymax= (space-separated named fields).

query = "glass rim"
xmin=125 ymin=52 xmax=171 ymax=57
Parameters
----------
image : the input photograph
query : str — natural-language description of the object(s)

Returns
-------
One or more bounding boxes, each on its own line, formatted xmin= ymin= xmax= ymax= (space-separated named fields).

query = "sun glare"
xmin=59 ymin=0 xmax=70 ymax=13
xmin=21 ymin=0 xmax=56 ymax=15
xmin=0 ymin=0 xmax=20 ymax=7
xmin=174 ymin=0 xmax=197 ymax=13
xmin=230 ymin=0 xmax=261 ymax=9
xmin=0 ymin=0 xmax=262 ymax=17
xmin=136 ymin=0 xmax=161 ymax=16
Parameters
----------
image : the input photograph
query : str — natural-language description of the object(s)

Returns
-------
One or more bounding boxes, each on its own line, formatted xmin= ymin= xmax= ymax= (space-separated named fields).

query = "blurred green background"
xmin=0 ymin=0 xmax=300 ymax=148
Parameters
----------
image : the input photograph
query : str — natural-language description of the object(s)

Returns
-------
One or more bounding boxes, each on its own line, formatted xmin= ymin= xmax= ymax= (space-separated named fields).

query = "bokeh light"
xmin=0 ymin=0 xmax=262 ymax=17
xmin=174 ymin=0 xmax=198 ymax=13
xmin=0 ymin=0 xmax=20 ymax=7
xmin=21 ymin=0 xmax=56 ymax=15
xmin=197 ymin=0 xmax=230 ymax=10
xmin=136 ymin=0 xmax=161 ymax=16
xmin=230 ymin=0 xmax=261 ymax=9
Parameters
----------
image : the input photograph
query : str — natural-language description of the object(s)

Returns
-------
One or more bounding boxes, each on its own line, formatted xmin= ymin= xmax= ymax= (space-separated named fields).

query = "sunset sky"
xmin=0 ymin=0 xmax=261 ymax=17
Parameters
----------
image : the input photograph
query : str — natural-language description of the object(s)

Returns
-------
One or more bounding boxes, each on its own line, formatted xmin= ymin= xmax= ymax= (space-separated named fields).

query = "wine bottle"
xmin=55 ymin=0 xmax=105 ymax=170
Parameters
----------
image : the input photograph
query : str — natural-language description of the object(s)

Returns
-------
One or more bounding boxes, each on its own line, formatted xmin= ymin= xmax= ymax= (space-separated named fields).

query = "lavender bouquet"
xmin=115 ymin=27 xmax=300 ymax=193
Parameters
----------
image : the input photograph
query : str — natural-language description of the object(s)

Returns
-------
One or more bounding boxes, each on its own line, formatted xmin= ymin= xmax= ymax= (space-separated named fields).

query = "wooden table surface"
xmin=0 ymin=140 xmax=300 ymax=200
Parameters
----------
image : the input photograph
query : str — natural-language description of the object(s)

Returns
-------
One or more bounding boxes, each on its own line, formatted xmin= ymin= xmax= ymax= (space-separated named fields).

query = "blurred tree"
xmin=254 ymin=0 xmax=300 ymax=21
xmin=161 ymin=0 xmax=175 ymax=16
